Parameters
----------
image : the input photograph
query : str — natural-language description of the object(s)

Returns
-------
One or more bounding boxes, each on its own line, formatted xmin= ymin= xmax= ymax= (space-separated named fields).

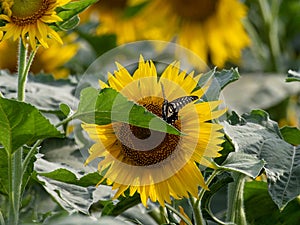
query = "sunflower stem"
xmin=226 ymin=172 xmax=247 ymax=225
xmin=192 ymin=170 xmax=220 ymax=225
xmin=165 ymin=204 xmax=193 ymax=225
xmin=23 ymin=46 xmax=38 ymax=81
xmin=7 ymin=38 xmax=31 ymax=225
xmin=8 ymin=149 xmax=23 ymax=225
xmin=190 ymin=196 xmax=206 ymax=225
xmin=8 ymin=39 xmax=37 ymax=225
xmin=148 ymin=207 xmax=166 ymax=224
xmin=17 ymin=39 xmax=28 ymax=101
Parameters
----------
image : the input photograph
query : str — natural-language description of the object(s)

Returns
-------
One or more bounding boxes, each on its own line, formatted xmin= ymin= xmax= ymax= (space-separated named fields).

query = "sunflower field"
xmin=0 ymin=0 xmax=300 ymax=225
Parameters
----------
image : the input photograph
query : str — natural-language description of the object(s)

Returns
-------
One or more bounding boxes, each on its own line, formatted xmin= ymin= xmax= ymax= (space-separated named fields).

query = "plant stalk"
xmin=191 ymin=170 xmax=220 ymax=225
xmin=226 ymin=172 xmax=247 ymax=225
xmin=165 ymin=204 xmax=193 ymax=225
xmin=17 ymin=39 xmax=28 ymax=101
xmin=8 ymin=39 xmax=36 ymax=225
xmin=258 ymin=0 xmax=281 ymax=72
xmin=8 ymin=149 xmax=23 ymax=225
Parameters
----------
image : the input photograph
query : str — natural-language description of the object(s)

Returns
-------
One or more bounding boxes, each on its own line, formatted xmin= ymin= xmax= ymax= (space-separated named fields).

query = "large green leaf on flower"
xmin=223 ymin=110 xmax=300 ymax=210
xmin=74 ymin=87 xmax=181 ymax=135
xmin=0 ymin=97 xmax=62 ymax=154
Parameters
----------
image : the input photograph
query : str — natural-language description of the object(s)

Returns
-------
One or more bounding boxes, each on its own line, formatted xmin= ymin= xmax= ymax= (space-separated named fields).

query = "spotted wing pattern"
xmin=162 ymin=96 xmax=198 ymax=124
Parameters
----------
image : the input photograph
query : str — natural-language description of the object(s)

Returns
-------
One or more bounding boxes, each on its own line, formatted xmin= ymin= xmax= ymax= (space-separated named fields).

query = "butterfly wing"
xmin=169 ymin=96 xmax=198 ymax=112
xmin=162 ymin=96 xmax=198 ymax=124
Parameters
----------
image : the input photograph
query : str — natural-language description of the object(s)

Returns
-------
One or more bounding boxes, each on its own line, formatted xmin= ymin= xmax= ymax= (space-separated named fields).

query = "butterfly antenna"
xmin=161 ymin=83 xmax=167 ymax=100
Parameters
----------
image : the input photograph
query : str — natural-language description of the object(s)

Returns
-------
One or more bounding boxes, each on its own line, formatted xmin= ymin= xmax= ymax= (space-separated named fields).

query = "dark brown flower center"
xmin=171 ymin=0 xmax=219 ymax=22
xmin=11 ymin=0 xmax=53 ymax=26
xmin=117 ymin=96 xmax=181 ymax=166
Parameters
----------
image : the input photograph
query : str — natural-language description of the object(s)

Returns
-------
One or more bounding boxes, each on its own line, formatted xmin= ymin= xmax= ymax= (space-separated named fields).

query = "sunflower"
xmin=0 ymin=0 xmax=71 ymax=50
xmin=137 ymin=0 xmax=250 ymax=67
xmin=82 ymin=56 xmax=225 ymax=206
xmin=80 ymin=0 xmax=147 ymax=45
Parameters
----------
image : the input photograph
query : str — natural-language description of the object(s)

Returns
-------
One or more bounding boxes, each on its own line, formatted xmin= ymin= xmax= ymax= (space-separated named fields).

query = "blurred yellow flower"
xmin=82 ymin=56 xmax=225 ymax=206
xmin=0 ymin=34 xmax=78 ymax=79
xmin=31 ymin=34 xmax=78 ymax=79
xmin=140 ymin=0 xmax=250 ymax=67
xmin=80 ymin=0 xmax=146 ymax=44
xmin=81 ymin=0 xmax=249 ymax=66
xmin=0 ymin=0 xmax=71 ymax=50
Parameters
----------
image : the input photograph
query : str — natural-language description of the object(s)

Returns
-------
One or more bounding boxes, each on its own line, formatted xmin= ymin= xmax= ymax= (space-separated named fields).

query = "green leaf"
xmin=0 ymin=147 xmax=36 ymax=196
xmin=200 ymin=68 xmax=240 ymax=101
xmin=57 ymin=15 xmax=80 ymax=31
xmin=223 ymin=110 xmax=300 ymax=209
xmin=39 ymin=169 xmax=103 ymax=187
xmin=55 ymin=0 xmax=98 ymax=30
xmin=0 ymin=148 xmax=9 ymax=195
xmin=34 ymin=158 xmax=94 ymax=214
xmin=106 ymin=194 xmax=141 ymax=216
xmin=286 ymin=70 xmax=300 ymax=82
xmin=280 ymin=126 xmax=300 ymax=145
xmin=77 ymin=172 xmax=103 ymax=187
xmin=201 ymin=173 xmax=233 ymax=222
xmin=59 ymin=103 xmax=71 ymax=116
xmin=74 ymin=87 xmax=182 ymax=135
xmin=215 ymin=68 xmax=240 ymax=90
xmin=244 ymin=181 xmax=300 ymax=225
xmin=219 ymin=152 xmax=265 ymax=178
xmin=0 ymin=97 xmax=62 ymax=154
xmin=39 ymin=168 xmax=77 ymax=184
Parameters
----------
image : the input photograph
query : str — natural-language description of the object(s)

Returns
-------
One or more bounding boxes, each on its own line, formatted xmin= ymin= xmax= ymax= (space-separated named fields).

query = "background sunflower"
xmin=0 ymin=0 xmax=71 ymax=49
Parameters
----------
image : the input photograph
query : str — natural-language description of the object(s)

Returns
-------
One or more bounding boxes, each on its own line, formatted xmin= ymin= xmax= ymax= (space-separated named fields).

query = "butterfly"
xmin=161 ymin=84 xmax=198 ymax=124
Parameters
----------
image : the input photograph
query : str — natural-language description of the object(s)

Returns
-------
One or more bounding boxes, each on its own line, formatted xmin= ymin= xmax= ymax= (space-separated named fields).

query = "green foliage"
xmin=59 ymin=103 xmax=71 ymax=117
xmin=55 ymin=0 xmax=98 ymax=30
xmin=39 ymin=169 xmax=102 ymax=187
xmin=224 ymin=110 xmax=300 ymax=209
xmin=201 ymin=173 xmax=233 ymax=222
xmin=0 ymin=97 xmax=62 ymax=154
xmin=218 ymin=152 xmax=265 ymax=178
xmin=244 ymin=181 xmax=300 ymax=225
xmin=198 ymin=67 xmax=240 ymax=102
xmin=280 ymin=126 xmax=300 ymax=145
xmin=244 ymin=0 xmax=300 ymax=72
